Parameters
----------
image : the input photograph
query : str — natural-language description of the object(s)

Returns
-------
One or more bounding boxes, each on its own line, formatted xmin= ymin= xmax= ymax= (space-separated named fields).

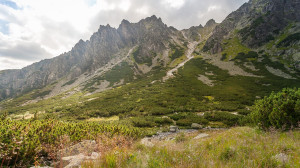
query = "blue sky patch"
xmin=0 ymin=0 xmax=20 ymax=9
xmin=86 ymin=0 xmax=97 ymax=7
xmin=0 ymin=19 xmax=9 ymax=35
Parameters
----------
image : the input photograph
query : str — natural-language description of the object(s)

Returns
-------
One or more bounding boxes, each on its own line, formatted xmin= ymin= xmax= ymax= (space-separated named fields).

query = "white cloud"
xmin=207 ymin=5 xmax=221 ymax=12
xmin=136 ymin=6 xmax=149 ymax=15
xmin=0 ymin=0 xmax=248 ymax=71
xmin=118 ymin=0 xmax=131 ymax=11
xmin=163 ymin=0 xmax=185 ymax=9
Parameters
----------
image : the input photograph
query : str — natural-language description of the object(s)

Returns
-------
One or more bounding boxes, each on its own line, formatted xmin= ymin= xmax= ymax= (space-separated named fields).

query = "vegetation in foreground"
xmin=0 ymin=87 xmax=299 ymax=167
xmin=82 ymin=127 xmax=300 ymax=168
xmin=251 ymin=88 xmax=300 ymax=130
xmin=0 ymin=119 xmax=144 ymax=167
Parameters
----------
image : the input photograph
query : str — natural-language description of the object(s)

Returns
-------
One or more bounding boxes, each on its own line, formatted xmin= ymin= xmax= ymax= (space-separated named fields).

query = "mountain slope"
xmin=203 ymin=0 xmax=300 ymax=71
xmin=204 ymin=0 xmax=300 ymax=52
xmin=0 ymin=0 xmax=299 ymax=121
xmin=0 ymin=15 xmax=185 ymax=100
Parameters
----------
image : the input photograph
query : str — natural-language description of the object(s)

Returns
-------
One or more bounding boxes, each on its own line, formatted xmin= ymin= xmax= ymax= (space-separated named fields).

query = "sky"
xmin=0 ymin=0 xmax=248 ymax=70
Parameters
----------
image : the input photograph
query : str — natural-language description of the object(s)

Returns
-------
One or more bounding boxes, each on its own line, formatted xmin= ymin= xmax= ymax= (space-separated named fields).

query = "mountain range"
xmin=0 ymin=0 xmax=299 ymax=120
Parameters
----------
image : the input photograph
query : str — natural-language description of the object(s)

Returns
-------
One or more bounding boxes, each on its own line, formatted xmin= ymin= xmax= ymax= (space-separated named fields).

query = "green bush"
xmin=189 ymin=116 xmax=209 ymax=125
xmin=169 ymin=113 xmax=187 ymax=121
xmin=251 ymin=88 xmax=300 ymax=130
xmin=150 ymin=107 xmax=171 ymax=115
xmin=169 ymin=43 xmax=185 ymax=60
xmin=154 ymin=117 xmax=173 ymax=125
xmin=277 ymin=33 xmax=300 ymax=47
xmin=234 ymin=51 xmax=258 ymax=61
xmin=237 ymin=109 xmax=251 ymax=116
xmin=131 ymin=117 xmax=156 ymax=127
xmin=221 ymin=53 xmax=227 ymax=61
xmin=204 ymin=112 xmax=242 ymax=127
xmin=176 ymin=119 xmax=192 ymax=126
xmin=176 ymin=113 xmax=209 ymax=127
xmin=0 ymin=119 xmax=142 ymax=167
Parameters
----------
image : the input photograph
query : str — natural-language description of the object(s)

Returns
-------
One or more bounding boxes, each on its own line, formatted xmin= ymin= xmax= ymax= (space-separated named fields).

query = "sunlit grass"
xmin=83 ymin=127 xmax=300 ymax=168
xmin=87 ymin=116 xmax=119 ymax=122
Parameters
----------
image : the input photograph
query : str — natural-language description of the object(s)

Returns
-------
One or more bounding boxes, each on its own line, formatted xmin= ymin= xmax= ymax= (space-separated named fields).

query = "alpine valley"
xmin=0 ymin=0 xmax=299 ymax=167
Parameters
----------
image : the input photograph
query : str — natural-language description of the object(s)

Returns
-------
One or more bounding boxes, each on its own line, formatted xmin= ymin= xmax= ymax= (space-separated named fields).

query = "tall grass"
xmin=83 ymin=127 xmax=300 ymax=168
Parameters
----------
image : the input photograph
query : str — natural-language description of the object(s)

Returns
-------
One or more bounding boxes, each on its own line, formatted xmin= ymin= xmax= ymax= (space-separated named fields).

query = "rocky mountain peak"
xmin=74 ymin=39 xmax=86 ymax=48
xmin=98 ymin=24 xmax=114 ymax=32
xmin=120 ymin=19 xmax=131 ymax=25
xmin=141 ymin=15 xmax=164 ymax=25
xmin=118 ymin=19 xmax=133 ymax=32
xmin=205 ymin=19 xmax=216 ymax=27
xmin=146 ymin=15 xmax=159 ymax=21
xmin=1 ymin=0 xmax=298 ymax=102
xmin=203 ymin=0 xmax=300 ymax=53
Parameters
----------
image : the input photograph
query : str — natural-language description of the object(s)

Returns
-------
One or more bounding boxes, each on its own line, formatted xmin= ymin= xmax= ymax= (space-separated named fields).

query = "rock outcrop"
xmin=0 ymin=16 xmax=181 ymax=100
xmin=203 ymin=0 xmax=300 ymax=53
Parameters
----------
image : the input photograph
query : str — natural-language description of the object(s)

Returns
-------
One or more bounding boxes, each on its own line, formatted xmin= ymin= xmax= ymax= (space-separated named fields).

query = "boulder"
xmin=191 ymin=123 xmax=203 ymax=129
xmin=193 ymin=133 xmax=209 ymax=139
xmin=56 ymin=140 xmax=98 ymax=167
xmin=169 ymin=125 xmax=179 ymax=132
xmin=62 ymin=152 xmax=100 ymax=168
xmin=58 ymin=140 xmax=97 ymax=158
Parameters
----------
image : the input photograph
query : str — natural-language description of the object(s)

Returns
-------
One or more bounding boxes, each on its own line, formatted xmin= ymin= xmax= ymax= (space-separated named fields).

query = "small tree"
xmin=251 ymin=88 xmax=300 ymax=130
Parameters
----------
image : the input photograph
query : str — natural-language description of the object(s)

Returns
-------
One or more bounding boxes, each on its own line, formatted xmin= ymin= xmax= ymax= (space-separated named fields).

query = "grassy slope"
xmin=83 ymin=127 xmax=300 ymax=168
xmin=1 ymin=22 xmax=300 ymax=122
xmin=1 ymin=55 xmax=299 ymax=123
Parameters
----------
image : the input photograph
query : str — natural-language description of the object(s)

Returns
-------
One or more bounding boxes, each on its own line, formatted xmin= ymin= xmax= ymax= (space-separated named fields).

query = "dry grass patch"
xmin=82 ymin=127 xmax=300 ymax=168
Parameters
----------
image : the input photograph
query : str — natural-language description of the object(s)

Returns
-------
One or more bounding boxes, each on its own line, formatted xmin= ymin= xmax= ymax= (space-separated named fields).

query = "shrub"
xmin=0 ymin=119 xmax=142 ymax=167
xmin=169 ymin=113 xmax=187 ymax=121
xmin=169 ymin=43 xmax=185 ymax=60
xmin=176 ymin=119 xmax=192 ymax=126
xmin=277 ymin=33 xmax=300 ymax=47
xmin=204 ymin=112 xmax=242 ymax=126
xmin=238 ymin=115 xmax=252 ymax=126
xmin=174 ymin=113 xmax=209 ymax=127
xmin=131 ymin=117 xmax=156 ymax=127
xmin=251 ymin=88 xmax=300 ymax=130
xmin=150 ymin=107 xmax=171 ymax=115
xmin=237 ymin=109 xmax=251 ymax=116
xmin=154 ymin=117 xmax=173 ymax=125
xmin=221 ymin=53 xmax=227 ymax=61
xmin=234 ymin=51 xmax=258 ymax=61
xmin=189 ymin=116 xmax=209 ymax=125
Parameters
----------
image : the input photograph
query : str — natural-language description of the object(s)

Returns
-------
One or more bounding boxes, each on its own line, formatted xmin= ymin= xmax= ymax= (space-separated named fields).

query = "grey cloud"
xmin=88 ymin=0 xmax=248 ymax=32
xmin=40 ymin=18 xmax=83 ymax=50
xmin=0 ymin=41 xmax=52 ymax=61
xmin=0 ymin=0 xmax=248 ymax=70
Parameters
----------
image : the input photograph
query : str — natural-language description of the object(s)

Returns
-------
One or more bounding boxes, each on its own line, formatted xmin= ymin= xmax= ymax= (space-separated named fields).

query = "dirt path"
xmin=163 ymin=41 xmax=200 ymax=81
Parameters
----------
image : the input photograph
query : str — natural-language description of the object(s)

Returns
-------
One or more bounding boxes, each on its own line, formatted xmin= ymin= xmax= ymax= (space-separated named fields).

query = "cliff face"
xmin=203 ymin=0 xmax=300 ymax=53
xmin=1 ymin=0 xmax=299 ymax=101
xmin=0 ymin=16 xmax=181 ymax=100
